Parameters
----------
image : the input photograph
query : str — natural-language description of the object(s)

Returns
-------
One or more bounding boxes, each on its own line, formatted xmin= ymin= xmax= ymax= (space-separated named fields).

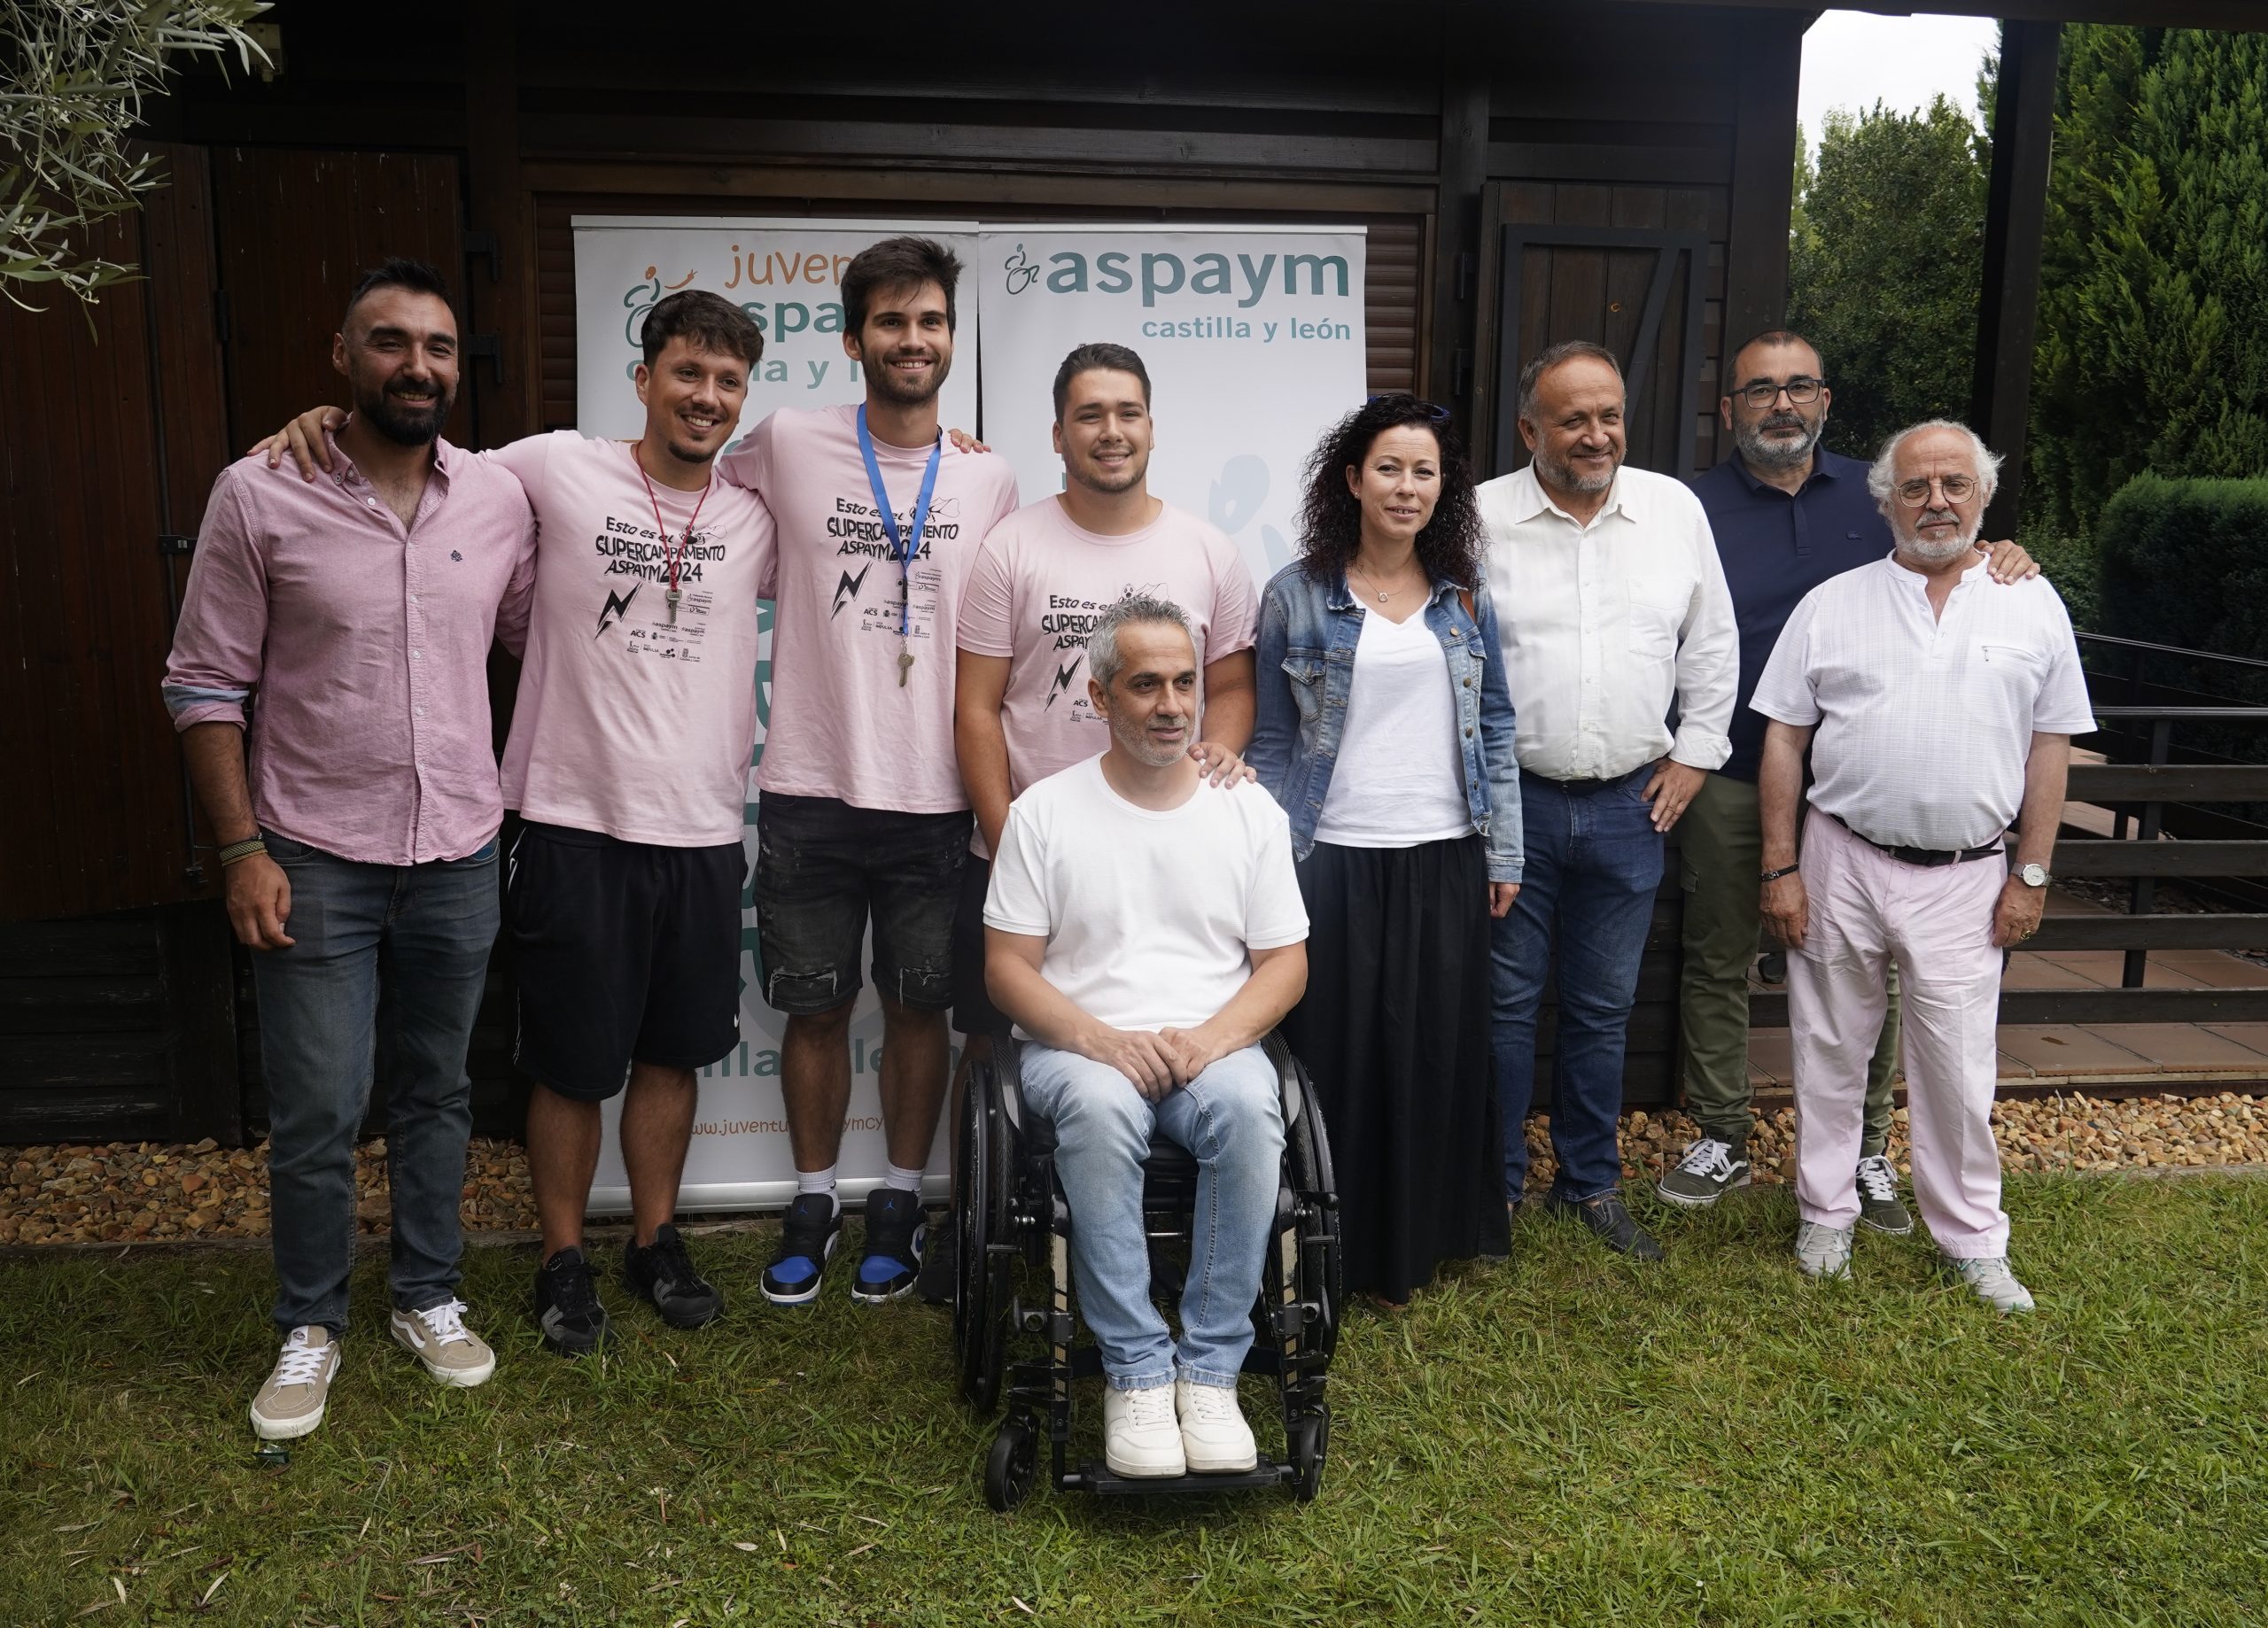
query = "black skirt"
xmin=1281 ymin=833 xmax=1509 ymax=1303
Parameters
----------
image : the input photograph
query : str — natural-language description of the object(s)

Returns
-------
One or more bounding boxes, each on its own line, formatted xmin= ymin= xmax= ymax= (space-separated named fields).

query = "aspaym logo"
xmin=1002 ymin=242 xmax=1040 ymax=296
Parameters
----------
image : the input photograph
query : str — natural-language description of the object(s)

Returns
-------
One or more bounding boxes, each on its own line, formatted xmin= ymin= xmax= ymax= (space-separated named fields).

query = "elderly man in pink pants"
xmin=1749 ymin=420 xmax=2094 ymax=1313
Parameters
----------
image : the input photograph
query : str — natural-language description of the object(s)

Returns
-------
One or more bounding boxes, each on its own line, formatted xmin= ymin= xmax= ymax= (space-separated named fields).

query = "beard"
xmin=1111 ymin=711 xmax=1189 ymax=768
xmin=860 ymin=345 xmax=951 ymax=407
xmin=1897 ymin=508 xmax=1981 ymax=563
xmin=1533 ymin=443 xmax=1619 ymax=495
xmin=1734 ymin=410 xmax=1821 ymax=470
xmin=357 ymin=374 xmax=453 ymax=447
xmin=1070 ymin=444 xmax=1147 ymax=495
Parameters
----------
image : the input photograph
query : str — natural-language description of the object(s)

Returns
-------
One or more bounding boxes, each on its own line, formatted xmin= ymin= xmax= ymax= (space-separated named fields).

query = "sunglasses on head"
xmin=1367 ymin=393 xmax=1453 ymax=424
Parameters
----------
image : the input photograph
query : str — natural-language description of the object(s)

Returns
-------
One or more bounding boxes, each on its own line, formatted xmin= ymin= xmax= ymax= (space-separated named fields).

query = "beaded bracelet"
xmin=218 ymin=838 xmax=269 ymax=867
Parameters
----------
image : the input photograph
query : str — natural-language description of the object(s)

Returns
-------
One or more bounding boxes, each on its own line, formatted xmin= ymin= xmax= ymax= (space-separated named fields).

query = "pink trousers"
xmin=1788 ymin=810 xmax=2010 ymax=1258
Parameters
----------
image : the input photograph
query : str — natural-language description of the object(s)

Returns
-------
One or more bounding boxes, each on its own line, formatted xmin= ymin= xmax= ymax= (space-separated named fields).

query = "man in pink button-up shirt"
xmin=165 ymin=259 xmax=536 ymax=1441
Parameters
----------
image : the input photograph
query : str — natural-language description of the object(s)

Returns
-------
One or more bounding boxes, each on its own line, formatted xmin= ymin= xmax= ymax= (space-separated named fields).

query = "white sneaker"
xmin=1793 ymin=1221 xmax=1854 ymax=1280
xmin=1101 ymin=1384 xmax=1184 ymax=1477
xmin=390 ymin=1299 xmax=497 ymax=1387
xmin=1176 ymin=1377 xmax=1259 ymax=1474
xmin=250 ymin=1325 xmax=341 ymax=1440
xmin=1945 ymin=1255 xmax=2035 ymax=1314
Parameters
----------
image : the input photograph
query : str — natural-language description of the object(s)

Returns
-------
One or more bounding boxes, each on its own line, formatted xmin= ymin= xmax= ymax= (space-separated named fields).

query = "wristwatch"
xmin=2017 ymin=863 xmax=2049 ymax=888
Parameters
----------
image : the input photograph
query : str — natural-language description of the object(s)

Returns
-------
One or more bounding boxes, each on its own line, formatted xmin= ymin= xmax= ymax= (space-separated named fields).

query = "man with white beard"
xmin=1661 ymin=330 xmax=2036 ymax=1225
xmin=1751 ymin=421 xmax=2094 ymax=1312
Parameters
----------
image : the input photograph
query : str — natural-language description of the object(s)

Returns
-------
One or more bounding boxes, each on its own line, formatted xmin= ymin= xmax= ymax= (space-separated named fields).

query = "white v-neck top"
xmin=1313 ymin=606 xmax=1471 ymax=848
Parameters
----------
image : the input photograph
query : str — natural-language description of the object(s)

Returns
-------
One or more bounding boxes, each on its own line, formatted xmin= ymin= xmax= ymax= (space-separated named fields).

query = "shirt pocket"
xmin=1281 ymin=653 xmax=1327 ymax=724
xmin=1972 ymin=641 xmax=2047 ymax=709
xmin=1627 ymin=572 xmax=1690 ymax=662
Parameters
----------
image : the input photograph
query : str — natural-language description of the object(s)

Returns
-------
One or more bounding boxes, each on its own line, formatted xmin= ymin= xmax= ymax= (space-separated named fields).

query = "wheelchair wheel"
xmin=1289 ymin=1059 xmax=1344 ymax=1367
xmin=955 ymin=1059 xmax=1014 ymax=1413
xmin=983 ymin=1419 xmax=1039 ymax=1512
xmin=1289 ymin=1404 xmax=1330 ymax=1503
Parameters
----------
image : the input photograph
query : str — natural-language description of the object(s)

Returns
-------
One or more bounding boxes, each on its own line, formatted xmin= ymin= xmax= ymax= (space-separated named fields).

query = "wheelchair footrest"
xmin=1067 ymin=1458 xmax=1291 ymax=1496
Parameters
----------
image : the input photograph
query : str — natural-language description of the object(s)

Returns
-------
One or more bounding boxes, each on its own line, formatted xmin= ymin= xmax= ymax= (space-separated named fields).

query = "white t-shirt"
xmin=718 ymin=403 xmax=1021 ymax=812
xmin=488 ymin=432 xmax=777 ymax=847
xmin=1313 ymin=607 xmax=1472 ymax=848
xmin=956 ymin=495 xmax=1259 ymax=857
xmin=1750 ymin=554 xmax=2097 ymax=851
xmin=984 ymin=756 xmax=1309 ymax=1035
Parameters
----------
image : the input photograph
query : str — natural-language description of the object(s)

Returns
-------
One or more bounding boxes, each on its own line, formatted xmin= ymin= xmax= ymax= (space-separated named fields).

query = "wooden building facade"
xmin=0 ymin=0 xmax=2244 ymax=1143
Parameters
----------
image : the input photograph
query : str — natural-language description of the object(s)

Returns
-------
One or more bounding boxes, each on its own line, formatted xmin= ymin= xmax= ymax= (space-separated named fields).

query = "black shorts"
xmin=951 ymin=855 xmax=1008 ymax=1037
xmin=754 ymin=793 xmax=970 ymax=1016
xmin=507 ymin=821 xmax=745 ymax=1101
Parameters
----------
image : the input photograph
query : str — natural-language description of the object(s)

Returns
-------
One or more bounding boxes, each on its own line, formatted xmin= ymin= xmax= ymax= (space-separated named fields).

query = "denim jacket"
xmin=1247 ymin=562 xmax=1523 ymax=882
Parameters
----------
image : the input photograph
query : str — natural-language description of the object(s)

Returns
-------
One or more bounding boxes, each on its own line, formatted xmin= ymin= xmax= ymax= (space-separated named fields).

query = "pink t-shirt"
xmin=489 ymin=431 xmax=777 ymax=847
xmin=958 ymin=497 xmax=1259 ymax=856
xmin=719 ymin=403 xmax=1021 ymax=812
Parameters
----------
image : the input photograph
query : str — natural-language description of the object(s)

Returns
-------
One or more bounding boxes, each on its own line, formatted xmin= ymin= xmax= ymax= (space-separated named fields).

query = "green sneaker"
xmin=1656 ymin=1137 xmax=1751 ymax=1209
xmin=1853 ymin=1155 xmax=1914 ymax=1236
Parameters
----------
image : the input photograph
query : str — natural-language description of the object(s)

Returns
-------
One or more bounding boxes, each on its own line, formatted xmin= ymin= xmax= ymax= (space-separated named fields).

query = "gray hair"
xmin=1517 ymin=339 xmax=1624 ymax=423
xmin=1086 ymin=592 xmax=1194 ymax=689
xmin=1867 ymin=419 xmax=2005 ymax=509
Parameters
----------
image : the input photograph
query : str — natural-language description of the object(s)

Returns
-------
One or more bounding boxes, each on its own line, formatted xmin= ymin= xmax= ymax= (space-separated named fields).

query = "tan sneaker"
xmin=250 ymin=1325 xmax=341 ymax=1440
xmin=1176 ymin=1377 xmax=1259 ymax=1474
xmin=389 ymin=1299 xmax=496 ymax=1387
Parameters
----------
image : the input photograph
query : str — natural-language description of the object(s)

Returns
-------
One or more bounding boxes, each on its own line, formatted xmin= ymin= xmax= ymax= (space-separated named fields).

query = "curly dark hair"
xmin=1295 ymin=395 xmax=1483 ymax=591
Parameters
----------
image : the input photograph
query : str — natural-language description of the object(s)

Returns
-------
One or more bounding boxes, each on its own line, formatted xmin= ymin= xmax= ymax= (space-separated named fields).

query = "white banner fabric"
xmin=974 ymin=224 xmax=1368 ymax=590
xmin=571 ymin=217 xmax=982 ymax=1213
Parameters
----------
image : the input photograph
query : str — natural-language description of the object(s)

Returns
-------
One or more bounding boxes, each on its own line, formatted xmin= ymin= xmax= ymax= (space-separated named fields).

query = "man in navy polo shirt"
xmin=1659 ymin=329 xmax=2035 ymax=1220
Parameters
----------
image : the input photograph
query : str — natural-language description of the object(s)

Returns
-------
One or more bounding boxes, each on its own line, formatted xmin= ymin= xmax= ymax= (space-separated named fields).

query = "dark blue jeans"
xmin=1491 ymin=769 xmax=1665 ymax=1203
xmin=252 ymin=830 xmax=501 ymax=1334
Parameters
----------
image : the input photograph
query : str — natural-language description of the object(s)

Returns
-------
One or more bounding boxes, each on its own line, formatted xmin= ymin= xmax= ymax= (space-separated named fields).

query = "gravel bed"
xmin=4 ymin=1094 xmax=2265 ymax=1247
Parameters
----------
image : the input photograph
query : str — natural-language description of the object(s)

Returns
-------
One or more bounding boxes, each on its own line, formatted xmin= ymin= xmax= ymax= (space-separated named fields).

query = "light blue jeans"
xmin=1017 ymin=1042 xmax=1284 ymax=1390
xmin=253 ymin=830 xmax=500 ymax=1334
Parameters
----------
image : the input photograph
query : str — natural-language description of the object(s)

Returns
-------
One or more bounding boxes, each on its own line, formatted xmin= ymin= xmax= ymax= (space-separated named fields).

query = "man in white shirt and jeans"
xmin=1479 ymin=340 xmax=1738 ymax=1259
xmin=1754 ymin=420 xmax=2093 ymax=1313
xmin=985 ymin=593 xmax=1309 ymax=1478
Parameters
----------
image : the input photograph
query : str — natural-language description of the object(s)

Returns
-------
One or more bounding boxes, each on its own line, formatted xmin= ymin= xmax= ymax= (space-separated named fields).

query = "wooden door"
xmin=209 ymin=148 xmax=472 ymax=452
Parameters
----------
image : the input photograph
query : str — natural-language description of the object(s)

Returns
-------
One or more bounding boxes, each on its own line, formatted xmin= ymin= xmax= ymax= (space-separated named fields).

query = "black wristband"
xmin=1759 ymin=864 xmax=1801 ymax=883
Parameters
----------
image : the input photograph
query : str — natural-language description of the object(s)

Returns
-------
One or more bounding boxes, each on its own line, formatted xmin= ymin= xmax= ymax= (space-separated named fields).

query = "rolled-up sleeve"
xmin=162 ymin=474 xmax=265 ymax=731
xmin=1668 ymin=505 xmax=1739 ymax=769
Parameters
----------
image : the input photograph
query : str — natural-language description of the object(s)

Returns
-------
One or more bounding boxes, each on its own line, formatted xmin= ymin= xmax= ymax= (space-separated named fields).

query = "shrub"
xmin=2097 ymin=474 xmax=2268 ymax=674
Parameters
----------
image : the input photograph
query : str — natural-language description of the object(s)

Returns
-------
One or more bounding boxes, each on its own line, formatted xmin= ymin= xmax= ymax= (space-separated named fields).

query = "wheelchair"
xmin=951 ymin=1030 xmax=1341 ymax=1510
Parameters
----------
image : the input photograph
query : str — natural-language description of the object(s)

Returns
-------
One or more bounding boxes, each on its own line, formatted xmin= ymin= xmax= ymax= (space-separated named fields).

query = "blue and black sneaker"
xmin=852 ymin=1188 xmax=928 ymax=1304
xmin=761 ymin=1193 xmax=843 ymax=1306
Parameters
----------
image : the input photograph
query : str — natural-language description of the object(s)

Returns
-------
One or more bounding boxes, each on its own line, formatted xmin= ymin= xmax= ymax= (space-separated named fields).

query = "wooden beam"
xmin=1619 ymin=0 xmax=2268 ymax=30
xmin=2049 ymin=840 xmax=2268 ymax=877
xmin=1751 ymin=987 xmax=2268 ymax=1027
xmin=2024 ymin=915 xmax=2268 ymax=951
xmin=1972 ymin=19 xmax=2061 ymax=538
xmin=1719 ymin=5 xmax=1806 ymax=423
xmin=464 ymin=0 xmax=539 ymax=446
xmin=1429 ymin=9 xmax=1493 ymax=413
xmin=2067 ymin=764 xmax=2268 ymax=802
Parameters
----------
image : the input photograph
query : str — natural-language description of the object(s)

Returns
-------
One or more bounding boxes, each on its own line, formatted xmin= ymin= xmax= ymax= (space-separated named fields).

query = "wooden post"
xmin=464 ymin=0 xmax=540 ymax=445
xmin=1718 ymin=8 xmax=1806 ymax=460
xmin=1972 ymin=19 xmax=2062 ymax=539
xmin=1427 ymin=7 xmax=1493 ymax=423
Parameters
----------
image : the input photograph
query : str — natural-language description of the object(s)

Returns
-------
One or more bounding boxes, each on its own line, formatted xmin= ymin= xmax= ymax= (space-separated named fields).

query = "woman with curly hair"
xmin=1247 ymin=396 xmax=1522 ymax=1306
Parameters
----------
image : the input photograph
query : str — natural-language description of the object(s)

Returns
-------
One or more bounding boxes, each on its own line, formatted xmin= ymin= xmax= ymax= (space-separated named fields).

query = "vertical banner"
xmin=570 ymin=217 xmax=979 ymax=1213
xmin=975 ymin=225 xmax=1368 ymax=590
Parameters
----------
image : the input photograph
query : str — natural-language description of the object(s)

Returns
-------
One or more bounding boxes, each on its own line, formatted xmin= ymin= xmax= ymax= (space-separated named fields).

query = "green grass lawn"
xmin=3 ymin=1174 xmax=2264 ymax=1627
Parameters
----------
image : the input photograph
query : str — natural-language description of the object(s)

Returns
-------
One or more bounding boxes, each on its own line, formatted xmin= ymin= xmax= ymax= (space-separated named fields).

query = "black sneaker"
xmin=761 ymin=1193 xmax=843 ymax=1306
xmin=852 ymin=1188 xmax=928 ymax=1304
xmin=623 ymin=1223 xmax=724 ymax=1329
xmin=1545 ymin=1191 xmax=1666 ymax=1261
xmin=915 ymin=1214 xmax=957 ymax=1306
xmin=533 ymin=1245 xmax=610 ymax=1357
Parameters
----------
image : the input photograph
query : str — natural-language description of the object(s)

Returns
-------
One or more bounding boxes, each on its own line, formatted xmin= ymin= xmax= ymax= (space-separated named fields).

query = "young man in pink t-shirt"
xmin=716 ymin=238 xmax=1021 ymax=1306
xmin=259 ymin=292 xmax=777 ymax=1356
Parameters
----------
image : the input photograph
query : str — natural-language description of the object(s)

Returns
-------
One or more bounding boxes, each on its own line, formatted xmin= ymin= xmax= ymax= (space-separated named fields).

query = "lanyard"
xmin=633 ymin=441 xmax=712 ymax=621
xmin=855 ymin=404 xmax=942 ymax=639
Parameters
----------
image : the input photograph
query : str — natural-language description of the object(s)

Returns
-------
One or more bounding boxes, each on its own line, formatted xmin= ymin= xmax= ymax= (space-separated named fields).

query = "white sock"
xmin=883 ymin=1161 xmax=925 ymax=1195
xmin=797 ymin=1165 xmax=839 ymax=1217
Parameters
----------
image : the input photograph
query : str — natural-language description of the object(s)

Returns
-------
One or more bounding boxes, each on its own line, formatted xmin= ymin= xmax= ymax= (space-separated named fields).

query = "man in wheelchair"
xmin=983 ymin=593 xmax=1309 ymax=1478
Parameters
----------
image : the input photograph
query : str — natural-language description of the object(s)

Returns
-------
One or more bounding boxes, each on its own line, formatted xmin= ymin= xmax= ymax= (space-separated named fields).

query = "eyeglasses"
xmin=1895 ymin=474 xmax=1979 ymax=506
xmin=1736 ymin=377 xmax=1824 ymax=408
xmin=1368 ymin=392 xmax=1454 ymax=424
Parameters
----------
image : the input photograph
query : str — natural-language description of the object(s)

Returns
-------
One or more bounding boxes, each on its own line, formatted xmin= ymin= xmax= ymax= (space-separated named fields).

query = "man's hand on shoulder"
xmin=1076 ymin=1023 xmax=1182 ymax=1102
xmin=251 ymin=407 xmax=349 ymax=481
xmin=1190 ymin=740 xmax=1257 ymax=787
xmin=1979 ymin=539 xmax=2041 ymax=584
xmin=947 ymin=427 xmax=991 ymax=455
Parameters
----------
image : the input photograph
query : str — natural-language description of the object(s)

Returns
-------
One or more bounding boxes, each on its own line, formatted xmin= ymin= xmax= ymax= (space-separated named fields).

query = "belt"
xmin=1523 ymin=769 xmax=1631 ymax=797
xmin=1829 ymin=811 xmax=2002 ymax=869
